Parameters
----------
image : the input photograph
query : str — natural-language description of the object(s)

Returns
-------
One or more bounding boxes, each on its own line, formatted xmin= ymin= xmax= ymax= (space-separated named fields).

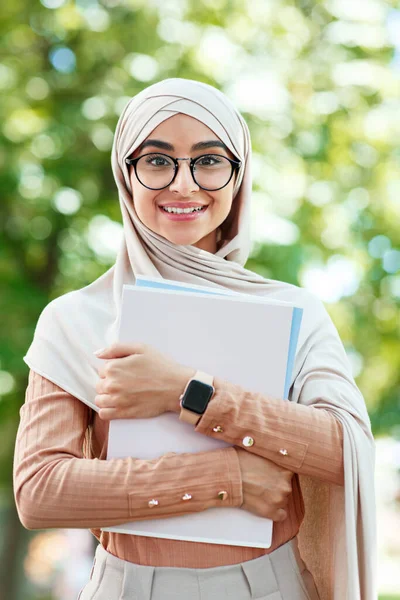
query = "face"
xmin=127 ymin=113 xmax=238 ymax=253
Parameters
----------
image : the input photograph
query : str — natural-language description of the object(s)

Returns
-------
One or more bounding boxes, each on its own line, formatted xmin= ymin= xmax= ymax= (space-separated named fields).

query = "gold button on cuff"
xmin=279 ymin=448 xmax=289 ymax=456
xmin=217 ymin=490 xmax=228 ymax=501
xmin=182 ymin=493 xmax=192 ymax=501
xmin=242 ymin=436 xmax=254 ymax=447
xmin=148 ymin=499 xmax=159 ymax=508
xmin=213 ymin=425 xmax=224 ymax=433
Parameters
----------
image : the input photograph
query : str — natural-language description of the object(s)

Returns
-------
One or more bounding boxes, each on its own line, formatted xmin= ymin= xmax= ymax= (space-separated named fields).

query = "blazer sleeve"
xmin=13 ymin=370 xmax=242 ymax=531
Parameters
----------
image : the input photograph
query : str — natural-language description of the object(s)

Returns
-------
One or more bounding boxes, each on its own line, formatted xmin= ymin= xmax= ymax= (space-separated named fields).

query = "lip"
xmin=159 ymin=202 xmax=208 ymax=208
xmin=158 ymin=204 xmax=209 ymax=221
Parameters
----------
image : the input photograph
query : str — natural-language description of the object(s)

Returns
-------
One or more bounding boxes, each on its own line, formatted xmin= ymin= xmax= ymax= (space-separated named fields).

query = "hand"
xmin=235 ymin=447 xmax=293 ymax=522
xmin=94 ymin=343 xmax=195 ymax=420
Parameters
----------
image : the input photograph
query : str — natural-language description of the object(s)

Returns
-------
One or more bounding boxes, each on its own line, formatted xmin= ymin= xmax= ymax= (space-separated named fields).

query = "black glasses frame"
xmin=125 ymin=152 xmax=242 ymax=191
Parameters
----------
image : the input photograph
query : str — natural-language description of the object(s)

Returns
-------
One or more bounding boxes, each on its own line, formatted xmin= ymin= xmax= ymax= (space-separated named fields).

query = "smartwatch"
xmin=179 ymin=371 xmax=215 ymax=425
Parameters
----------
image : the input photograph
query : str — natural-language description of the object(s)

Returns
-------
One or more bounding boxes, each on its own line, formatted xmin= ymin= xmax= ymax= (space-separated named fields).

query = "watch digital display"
xmin=181 ymin=380 xmax=214 ymax=414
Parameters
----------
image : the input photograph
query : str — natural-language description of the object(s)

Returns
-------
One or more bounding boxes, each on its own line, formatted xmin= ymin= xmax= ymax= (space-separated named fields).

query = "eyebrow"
xmin=138 ymin=139 xmax=230 ymax=154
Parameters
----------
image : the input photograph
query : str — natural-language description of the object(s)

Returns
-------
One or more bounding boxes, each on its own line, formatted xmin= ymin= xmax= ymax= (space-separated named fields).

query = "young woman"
xmin=14 ymin=78 xmax=376 ymax=600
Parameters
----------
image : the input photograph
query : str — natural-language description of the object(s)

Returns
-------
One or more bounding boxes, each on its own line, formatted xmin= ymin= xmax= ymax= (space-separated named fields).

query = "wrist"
xmin=168 ymin=366 xmax=196 ymax=413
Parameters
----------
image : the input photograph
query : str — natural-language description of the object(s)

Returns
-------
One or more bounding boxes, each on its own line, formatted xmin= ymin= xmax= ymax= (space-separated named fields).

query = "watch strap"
xmin=179 ymin=370 xmax=214 ymax=425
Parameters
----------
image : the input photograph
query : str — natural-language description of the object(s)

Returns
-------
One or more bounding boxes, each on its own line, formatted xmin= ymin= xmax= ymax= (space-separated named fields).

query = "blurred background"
xmin=1 ymin=0 xmax=399 ymax=598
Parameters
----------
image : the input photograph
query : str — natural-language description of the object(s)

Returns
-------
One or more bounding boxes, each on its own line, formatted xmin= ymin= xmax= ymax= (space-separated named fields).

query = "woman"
xmin=13 ymin=78 xmax=376 ymax=600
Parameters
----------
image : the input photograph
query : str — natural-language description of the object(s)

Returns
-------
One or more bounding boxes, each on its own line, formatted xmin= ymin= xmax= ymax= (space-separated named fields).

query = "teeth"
xmin=161 ymin=206 xmax=205 ymax=214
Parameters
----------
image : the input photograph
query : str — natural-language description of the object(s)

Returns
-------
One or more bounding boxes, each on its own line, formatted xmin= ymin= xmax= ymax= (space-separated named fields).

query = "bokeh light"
xmin=49 ymin=46 xmax=76 ymax=73
xmin=52 ymin=188 xmax=83 ymax=215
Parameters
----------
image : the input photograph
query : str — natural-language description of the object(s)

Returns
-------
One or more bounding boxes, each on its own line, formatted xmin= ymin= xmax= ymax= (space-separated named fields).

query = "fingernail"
xmin=94 ymin=348 xmax=106 ymax=356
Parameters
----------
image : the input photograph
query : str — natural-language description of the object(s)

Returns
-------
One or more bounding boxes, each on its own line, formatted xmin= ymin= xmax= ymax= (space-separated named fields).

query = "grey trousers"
xmin=78 ymin=537 xmax=320 ymax=600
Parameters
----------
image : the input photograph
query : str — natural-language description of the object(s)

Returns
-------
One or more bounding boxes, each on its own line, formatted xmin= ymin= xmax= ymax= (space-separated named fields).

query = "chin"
xmin=164 ymin=232 xmax=202 ymax=246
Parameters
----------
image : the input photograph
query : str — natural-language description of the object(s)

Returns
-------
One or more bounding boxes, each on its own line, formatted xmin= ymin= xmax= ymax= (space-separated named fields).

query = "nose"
xmin=169 ymin=160 xmax=199 ymax=195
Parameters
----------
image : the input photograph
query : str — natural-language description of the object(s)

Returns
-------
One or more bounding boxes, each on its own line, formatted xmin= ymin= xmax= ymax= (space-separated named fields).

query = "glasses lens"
xmin=136 ymin=154 xmax=175 ymax=189
xmin=193 ymin=155 xmax=232 ymax=190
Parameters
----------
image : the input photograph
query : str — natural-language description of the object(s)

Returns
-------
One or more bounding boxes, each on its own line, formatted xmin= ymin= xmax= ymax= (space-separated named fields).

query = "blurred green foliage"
xmin=1 ymin=1 xmax=400 ymax=590
xmin=1 ymin=0 xmax=400 ymax=597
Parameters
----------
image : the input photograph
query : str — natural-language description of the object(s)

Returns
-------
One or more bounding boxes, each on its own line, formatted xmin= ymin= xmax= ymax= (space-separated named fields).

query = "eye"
xmin=196 ymin=154 xmax=221 ymax=167
xmin=195 ymin=154 xmax=223 ymax=167
xmin=144 ymin=154 xmax=173 ymax=167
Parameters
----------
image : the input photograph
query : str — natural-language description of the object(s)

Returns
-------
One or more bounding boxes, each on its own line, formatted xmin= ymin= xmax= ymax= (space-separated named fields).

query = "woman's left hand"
xmin=94 ymin=343 xmax=195 ymax=420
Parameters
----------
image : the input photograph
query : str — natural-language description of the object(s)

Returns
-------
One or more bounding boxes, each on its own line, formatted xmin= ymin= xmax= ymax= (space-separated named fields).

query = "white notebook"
xmin=101 ymin=279 xmax=302 ymax=547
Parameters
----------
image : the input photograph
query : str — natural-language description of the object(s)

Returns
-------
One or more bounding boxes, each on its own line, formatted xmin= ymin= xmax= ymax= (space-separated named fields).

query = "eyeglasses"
xmin=125 ymin=152 xmax=242 ymax=191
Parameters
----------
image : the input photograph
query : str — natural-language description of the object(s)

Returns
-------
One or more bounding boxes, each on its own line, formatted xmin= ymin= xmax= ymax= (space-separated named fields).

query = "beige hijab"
xmin=23 ymin=77 xmax=376 ymax=600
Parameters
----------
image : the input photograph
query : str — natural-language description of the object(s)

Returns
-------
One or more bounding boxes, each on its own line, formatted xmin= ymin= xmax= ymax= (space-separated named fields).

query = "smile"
xmin=161 ymin=206 xmax=206 ymax=214
xmin=158 ymin=205 xmax=209 ymax=221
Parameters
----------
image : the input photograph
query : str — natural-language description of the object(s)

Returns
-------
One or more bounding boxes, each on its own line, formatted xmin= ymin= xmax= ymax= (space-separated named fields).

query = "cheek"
xmin=135 ymin=194 xmax=153 ymax=216
xmin=213 ymin=189 xmax=234 ymax=220
xmin=130 ymin=182 xmax=157 ymax=220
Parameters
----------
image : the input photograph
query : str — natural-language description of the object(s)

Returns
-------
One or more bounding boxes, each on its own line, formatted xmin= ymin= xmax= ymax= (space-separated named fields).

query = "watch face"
xmin=181 ymin=380 xmax=214 ymax=414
